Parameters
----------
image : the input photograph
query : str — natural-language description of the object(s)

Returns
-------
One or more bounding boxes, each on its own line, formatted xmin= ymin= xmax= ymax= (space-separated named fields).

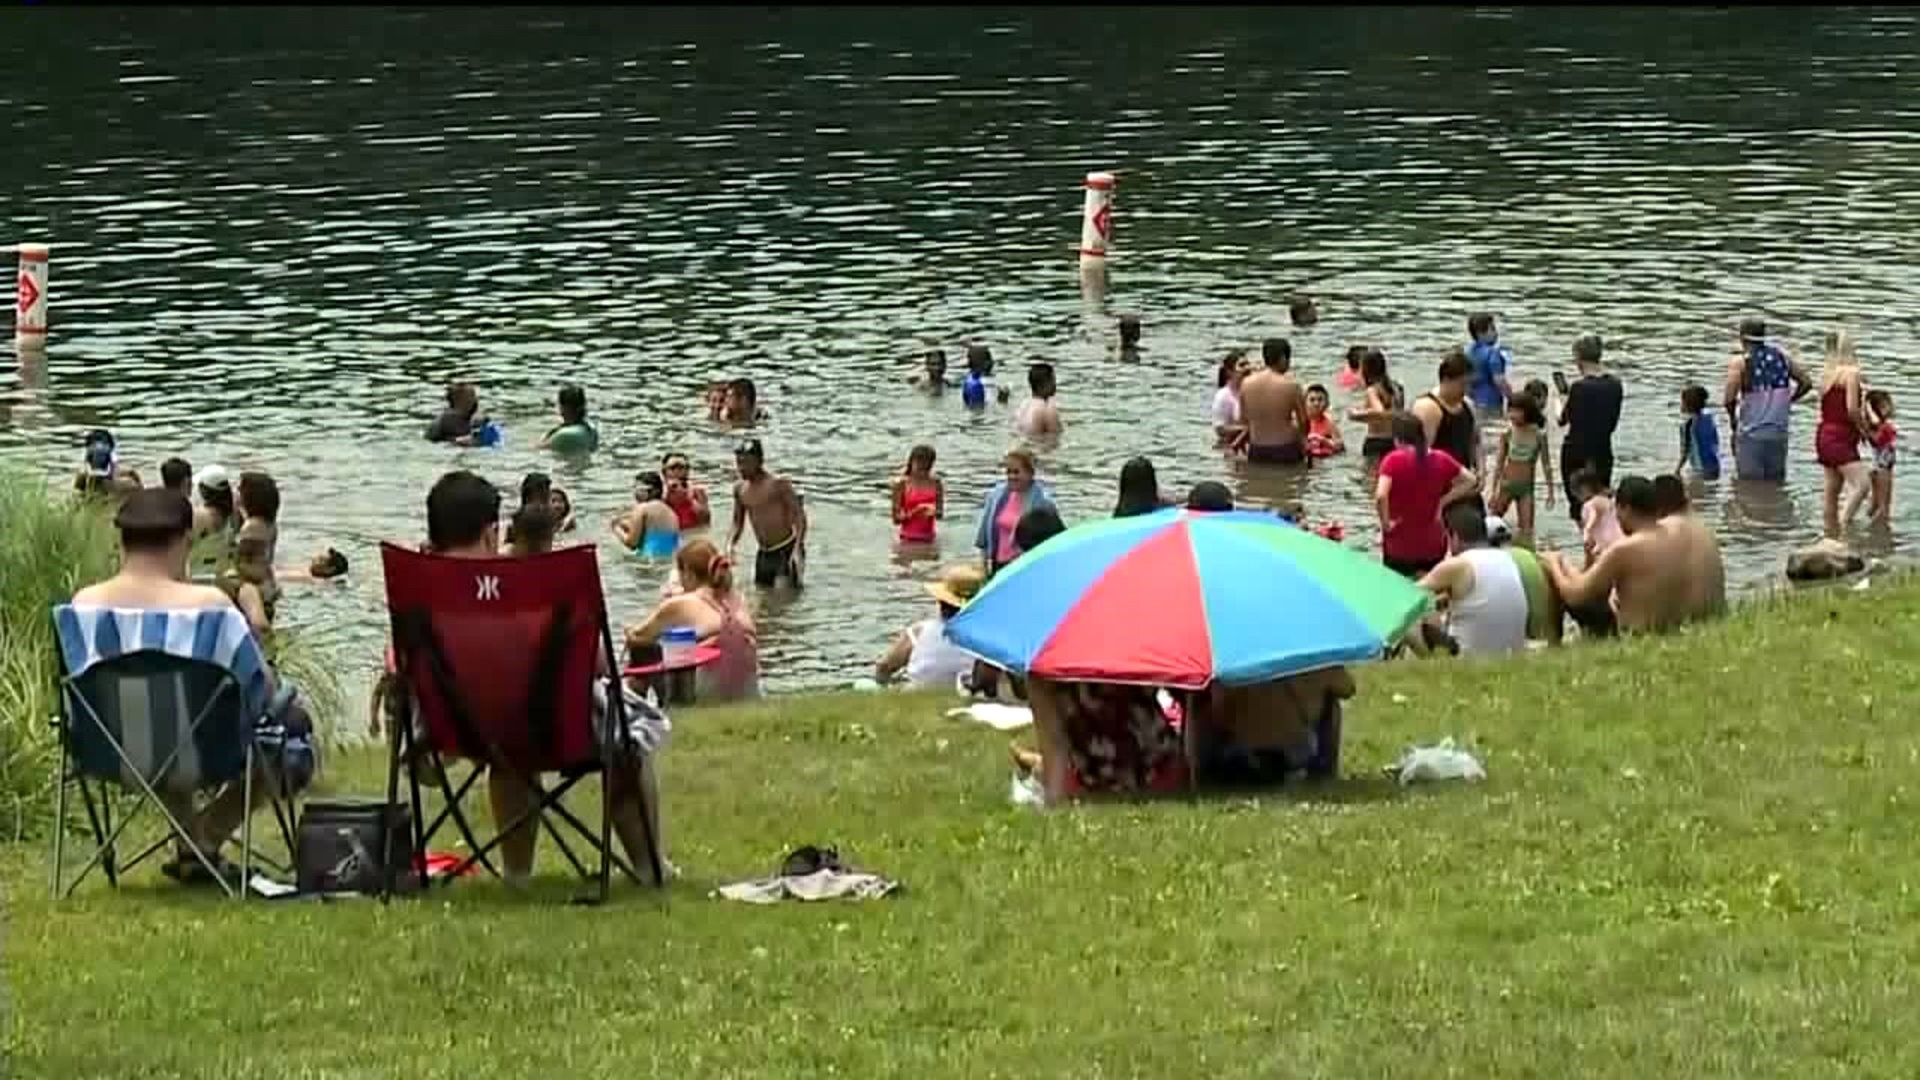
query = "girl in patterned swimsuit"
xmin=1488 ymin=387 xmax=1553 ymax=544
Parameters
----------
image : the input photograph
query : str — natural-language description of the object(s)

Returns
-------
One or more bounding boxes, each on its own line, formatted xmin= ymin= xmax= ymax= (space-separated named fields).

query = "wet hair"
xmin=1570 ymin=467 xmax=1608 ymax=499
xmin=1118 ymin=314 xmax=1142 ymax=346
xmin=1186 ymin=481 xmax=1235 ymax=512
xmin=1287 ymin=295 xmax=1318 ymax=327
xmin=447 ymin=382 xmax=478 ymax=414
xmin=520 ymin=472 xmax=552 ymax=505
xmin=966 ymin=344 xmax=994 ymax=375
xmin=1028 ymin=362 xmax=1056 ymax=398
xmin=1738 ymin=317 xmax=1767 ymax=344
xmin=1361 ymin=347 xmax=1391 ymax=388
xmin=727 ymin=377 xmax=758 ymax=410
xmin=675 ymin=537 xmax=734 ymax=593
xmin=1114 ymin=456 xmax=1161 ymax=518
xmin=1005 ymin=448 xmax=1037 ymax=476
xmin=115 ymin=489 xmax=194 ymax=554
xmin=159 ymin=457 xmax=192 ymax=494
xmin=1305 ymin=383 xmax=1330 ymax=402
xmin=510 ymin=501 xmax=556 ymax=554
xmin=1652 ymin=474 xmax=1689 ymax=517
xmin=557 ymin=384 xmax=587 ymax=423
xmin=1217 ymin=348 xmax=1248 ymax=388
xmin=1867 ymin=389 xmax=1894 ymax=418
xmin=1261 ymin=337 xmax=1292 ymax=371
xmin=1437 ymin=346 xmax=1471 ymax=384
xmin=1574 ymin=334 xmax=1604 ymax=366
xmin=1014 ymin=505 xmax=1066 ymax=551
xmin=1391 ymin=411 xmax=1427 ymax=461
xmin=905 ymin=444 xmax=936 ymax=474
xmin=312 ymin=548 xmax=349 ymax=578
xmin=1467 ymin=312 xmax=1496 ymax=340
xmin=635 ymin=470 xmax=666 ymax=501
xmin=1345 ymin=345 xmax=1365 ymax=372
xmin=236 ymin=471 xmax=280 ymax=525
xmin=1507 ymin=391 xmax=1545 ymax=428
xmin=1681 ymin=384 xmax=1710 ymax=413
xmin=426 ymin=470 xmax=501 ymax=552
xmin=1444 ymin=501 xmax=1488 ymax=545
xmin=1615 ymin=475 xmax=1659 ymax=518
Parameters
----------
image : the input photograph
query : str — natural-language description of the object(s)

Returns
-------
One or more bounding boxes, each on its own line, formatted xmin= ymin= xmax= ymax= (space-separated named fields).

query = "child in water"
xmin=1674 ymin=384 xmax=1722 ymax=481
xmin=614 ymin=471 xmax=681 ymax=558
xmin=911 ymin=349 xmax=951 ymax=391
xmin=1489 ymin=389 xmax=1554 ymax=542
xmin=1846 ymin=389 xmax=1896 ymax=527
xmin=960 ymin=344 xmax=1012 ymax=409
xmin=891 ymin=444 xmax=945 ymax=546
xmin=426 ymin=382 xmax=490 ymax=445
xmin=1304 ymin=383 xmax=1345 ymax=457
xmin=1571 ymin=468 xmax=1622 ymax=568
xmin=1338 ymin=345 xmax=1365 ymax=392
xmin=548 ymin=486 xmax=578 ymax=534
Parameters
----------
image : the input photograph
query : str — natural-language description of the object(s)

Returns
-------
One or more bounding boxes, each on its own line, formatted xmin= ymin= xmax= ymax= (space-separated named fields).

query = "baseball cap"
xmin=194 ymin=464 xmax=231 ymax=492
xmin=734 ymin=437 xmax=764 ymax=459
xmin=1485 ymin=515 xmax=1514 ymax=546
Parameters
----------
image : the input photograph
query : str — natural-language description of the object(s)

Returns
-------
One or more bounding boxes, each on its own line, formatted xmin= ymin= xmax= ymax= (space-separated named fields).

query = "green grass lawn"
xmin=9 ymin=581 xmax=1920 ymax=1078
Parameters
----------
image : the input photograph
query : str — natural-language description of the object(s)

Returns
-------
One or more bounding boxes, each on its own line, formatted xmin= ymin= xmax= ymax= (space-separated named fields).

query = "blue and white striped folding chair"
xmin=49 ymin=605 xmax=300 ymax=900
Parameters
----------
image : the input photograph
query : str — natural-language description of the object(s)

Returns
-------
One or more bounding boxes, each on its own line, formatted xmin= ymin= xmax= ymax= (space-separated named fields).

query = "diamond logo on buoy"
xmin=16 ymin=272 xmax=37 ymax=316
xmin=1092 ymin=203 xmax=1111 ymax=242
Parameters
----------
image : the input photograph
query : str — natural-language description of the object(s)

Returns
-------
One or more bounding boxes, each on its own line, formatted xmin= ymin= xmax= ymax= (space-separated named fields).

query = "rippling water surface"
xmin=5 ymin=9 xmax=1920 ymax=704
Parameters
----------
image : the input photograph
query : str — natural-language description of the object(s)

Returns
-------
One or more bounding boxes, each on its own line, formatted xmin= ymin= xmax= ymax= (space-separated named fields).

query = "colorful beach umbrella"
xmin=945 ymin=508 xmax=1429 ymax=689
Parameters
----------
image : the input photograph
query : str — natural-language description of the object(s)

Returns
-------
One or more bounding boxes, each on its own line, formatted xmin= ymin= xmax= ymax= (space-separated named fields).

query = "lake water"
xmin=5 ymin=8 xmax=1919 ymax=704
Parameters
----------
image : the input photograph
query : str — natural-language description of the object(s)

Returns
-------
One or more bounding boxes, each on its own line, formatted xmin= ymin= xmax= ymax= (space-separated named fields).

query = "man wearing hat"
xmin=874 ymin=564 xmax=983 ymax=689
xmin=191 ymin=464 xmax=238 ymax=545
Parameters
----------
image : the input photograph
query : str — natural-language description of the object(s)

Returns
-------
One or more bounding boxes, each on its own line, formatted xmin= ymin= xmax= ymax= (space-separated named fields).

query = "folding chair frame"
xmin=382 ymin=600 xmax=665 ymax=904
xmin=49 ymin=664 xmax=299 ymax=901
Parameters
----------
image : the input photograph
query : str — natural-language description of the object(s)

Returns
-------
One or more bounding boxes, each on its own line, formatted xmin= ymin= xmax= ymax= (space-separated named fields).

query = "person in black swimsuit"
xmin=1558 ymin=333 xmax=1624 ymax=523
xmin=1414 ymin=347 xmax=1483 ymax=513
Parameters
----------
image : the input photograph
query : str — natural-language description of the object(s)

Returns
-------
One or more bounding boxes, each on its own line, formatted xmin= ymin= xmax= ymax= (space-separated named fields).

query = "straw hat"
xmin=924 ymin=564 xmax=985 ymax=609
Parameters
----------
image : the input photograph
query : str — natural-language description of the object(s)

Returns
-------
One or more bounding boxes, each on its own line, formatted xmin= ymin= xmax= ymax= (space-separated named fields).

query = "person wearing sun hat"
xmin=873 ymin=564 xmax=984 ymax=689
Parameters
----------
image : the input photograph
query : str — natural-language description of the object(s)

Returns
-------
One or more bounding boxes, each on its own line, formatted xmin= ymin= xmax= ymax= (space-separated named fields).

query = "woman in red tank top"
xmin=661 ymin=452 xmax=710 ymax=531
xmin=1815 ymin=330 xmax=1869 ymax=539
xmin=892 ymin=444 xmax=944 ymax=545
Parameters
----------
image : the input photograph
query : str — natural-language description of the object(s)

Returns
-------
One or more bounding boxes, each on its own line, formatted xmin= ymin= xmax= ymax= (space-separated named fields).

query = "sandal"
xmin=160 ymin=852 xmax=238 ymax=889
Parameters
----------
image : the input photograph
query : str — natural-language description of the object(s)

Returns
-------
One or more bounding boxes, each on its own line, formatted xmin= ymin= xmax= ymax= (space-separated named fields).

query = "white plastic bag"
xmin=1390 ymin=738 xmax=1486 ymax=786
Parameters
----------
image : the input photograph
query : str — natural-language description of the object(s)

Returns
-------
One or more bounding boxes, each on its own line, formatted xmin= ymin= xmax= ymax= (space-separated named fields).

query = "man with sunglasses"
xmin=660 ymin=451 xmax=711 ymax=531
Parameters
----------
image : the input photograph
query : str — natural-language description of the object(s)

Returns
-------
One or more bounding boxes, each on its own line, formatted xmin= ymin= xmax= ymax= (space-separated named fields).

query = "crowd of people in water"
xmin=61 ymin=297 xmax=1903 ymax=824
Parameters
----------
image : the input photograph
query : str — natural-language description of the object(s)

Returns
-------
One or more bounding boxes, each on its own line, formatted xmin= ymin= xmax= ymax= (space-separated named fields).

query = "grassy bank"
xmin=8 ymin=579 xmax=1919 ymax=1078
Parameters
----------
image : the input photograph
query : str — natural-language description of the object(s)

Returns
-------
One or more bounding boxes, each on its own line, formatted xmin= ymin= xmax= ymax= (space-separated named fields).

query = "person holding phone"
xmin=1556 ymin=334 xmax=1623 ymax=523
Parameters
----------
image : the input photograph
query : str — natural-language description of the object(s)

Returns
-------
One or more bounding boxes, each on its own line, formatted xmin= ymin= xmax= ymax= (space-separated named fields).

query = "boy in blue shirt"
xmin=1675 ymin=384 xmax=1722 ymax=480
xmin=1465 ymin=312 xmax=1514 ymax=413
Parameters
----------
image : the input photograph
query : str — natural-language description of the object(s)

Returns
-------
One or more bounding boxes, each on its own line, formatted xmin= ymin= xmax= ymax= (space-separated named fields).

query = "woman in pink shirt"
xmin=1374 ymin=413 xmax=1480 ymax=578
xmin=975 ymin=449 xmax=1057 ymax=575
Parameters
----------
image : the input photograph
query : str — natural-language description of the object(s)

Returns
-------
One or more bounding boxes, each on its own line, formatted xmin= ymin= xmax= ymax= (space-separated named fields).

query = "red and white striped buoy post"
xmin=15 ymin=243 xmax=48 ymax=351
xmin=1078 ymin=172 xmax=1115 ymax=270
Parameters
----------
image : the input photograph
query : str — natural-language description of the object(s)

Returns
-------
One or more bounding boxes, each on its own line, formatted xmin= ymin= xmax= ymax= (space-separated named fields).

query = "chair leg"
xmin=239 ymin=744 xmax=254 ymax=901
xmin=600 ymin=771 xmax=614 ymax=903
xmin=49 ymin=762 xmax=68 ymax=901
xmin=383 ymin=716 xmax=405 ymax=902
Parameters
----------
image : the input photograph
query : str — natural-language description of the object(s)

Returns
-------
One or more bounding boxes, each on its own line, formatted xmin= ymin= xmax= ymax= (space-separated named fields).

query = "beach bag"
xmin=295 ymin=797 xmax=415 ymax=896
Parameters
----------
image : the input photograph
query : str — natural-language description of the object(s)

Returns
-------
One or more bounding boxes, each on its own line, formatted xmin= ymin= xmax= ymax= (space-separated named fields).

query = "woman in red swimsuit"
xmin=1814 ymin=330 xmax=1869 ymax=539
xmin=661 ymin=451 xmax=711 ymax=531
xmin=891 ymin=444 xmax=944 ymax=546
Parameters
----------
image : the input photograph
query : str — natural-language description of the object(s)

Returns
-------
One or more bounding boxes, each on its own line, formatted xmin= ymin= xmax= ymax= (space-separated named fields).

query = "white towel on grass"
xmin=944 ymin=703 xmax=1033 ymax=731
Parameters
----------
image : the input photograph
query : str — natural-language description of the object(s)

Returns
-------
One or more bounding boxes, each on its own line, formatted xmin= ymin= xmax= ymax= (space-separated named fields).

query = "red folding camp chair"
xmin=379 ymin=543 xmax=663 ymax=902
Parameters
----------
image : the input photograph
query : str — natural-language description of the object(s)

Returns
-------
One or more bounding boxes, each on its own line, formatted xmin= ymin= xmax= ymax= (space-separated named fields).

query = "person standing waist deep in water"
xmin=1722 ymin=316 xmax=1812 ymax=484
xmin=1239 ymin=337 xmax=1311 ymax=466
xmin=975 ymin=448 xmax=1056 ymax=575
xmin=1413 ymin=348 xmax=1479 ymax=483
xmin=727 ymin=438 xmax=807 ymax=591
xmin=1558 ymin=333 xmax=1623 ymax=523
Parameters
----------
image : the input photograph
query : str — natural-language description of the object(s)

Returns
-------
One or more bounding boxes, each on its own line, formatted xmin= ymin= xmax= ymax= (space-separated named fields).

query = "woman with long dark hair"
xmin=1113 ymin=456 xmax=1169 ymax=518
xmin=1374 ymin=412 xmax=1478 ymax=579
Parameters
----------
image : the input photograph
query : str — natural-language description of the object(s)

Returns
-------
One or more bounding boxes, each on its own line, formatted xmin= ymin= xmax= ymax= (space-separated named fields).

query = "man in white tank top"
xmin=1415 ymin=503 xmax=1528 ymax=656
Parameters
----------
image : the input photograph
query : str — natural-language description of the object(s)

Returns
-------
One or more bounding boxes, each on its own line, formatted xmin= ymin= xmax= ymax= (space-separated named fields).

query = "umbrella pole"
xmin=1184 ymin=689 xmax=1201 ymax=801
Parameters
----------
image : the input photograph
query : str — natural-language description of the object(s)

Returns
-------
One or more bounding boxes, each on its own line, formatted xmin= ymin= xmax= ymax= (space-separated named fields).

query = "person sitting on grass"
xmin=1542 ymin=475 xmax=1727 ymax=635
xmin=1413 ymin=502 xmax=1529 ymax=657
xmin=874 ymin=564 xmax=983 ymax=689
xmin=69 ymin=488 xmax=316 ymax=887
xmin=419 ymin=470 xmax=667 ymax=886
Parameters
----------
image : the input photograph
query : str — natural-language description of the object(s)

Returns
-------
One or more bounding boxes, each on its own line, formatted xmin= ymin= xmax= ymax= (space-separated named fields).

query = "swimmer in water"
xmin=507 ymin=501 xmax=557 ymax=557
xmin=720 ymin=377 xmax=770 ymax=426
xmin=1118 ymin=314 xmax=1143 ymax=361
xmin=1289 ymin=294 xmax=1320 ymax=328
xmin=1014 ymin=362 xmax=1063 ymax=439
xmin=1304 ymin=383 xmax=1345 ymax=457
xmin=426 ymin=382 xmax=486 ymax=445
xmin=614 ymin=470 xmax=682 ymax=559
xmin=961 ymin=344 xmax=1013 ymax=409
xmin=548 ymin=486 xmax=577 ymax=534
xmin=728 ymin=437 xmax=807 ymax=590
xmin=540 ymin=383 xmax=600 ymax=454
xmin=1338 ymin=345 xmax=1365 ymax=392
xmin=911 ymin=349 xmax=953 ymax=391
xmin=704 ymin=379 xmax=729 ymax=421
xmin=661 ymin=451 xmax=712 ymax=530
xmin=892 ymin=444 xmax=945 ymax=546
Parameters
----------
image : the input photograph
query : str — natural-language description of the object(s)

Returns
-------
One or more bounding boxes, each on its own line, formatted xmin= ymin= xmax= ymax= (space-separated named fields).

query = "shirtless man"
xmin=1542 ymin=475 xmax=1726 ymax=633
xmin=727 ymin=437 xmax=808 ymax=590
xmin=72 ymin=489 xmax=280 ymax=881
xmin=1238 ymin=337 xmax=1311 ymax=466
